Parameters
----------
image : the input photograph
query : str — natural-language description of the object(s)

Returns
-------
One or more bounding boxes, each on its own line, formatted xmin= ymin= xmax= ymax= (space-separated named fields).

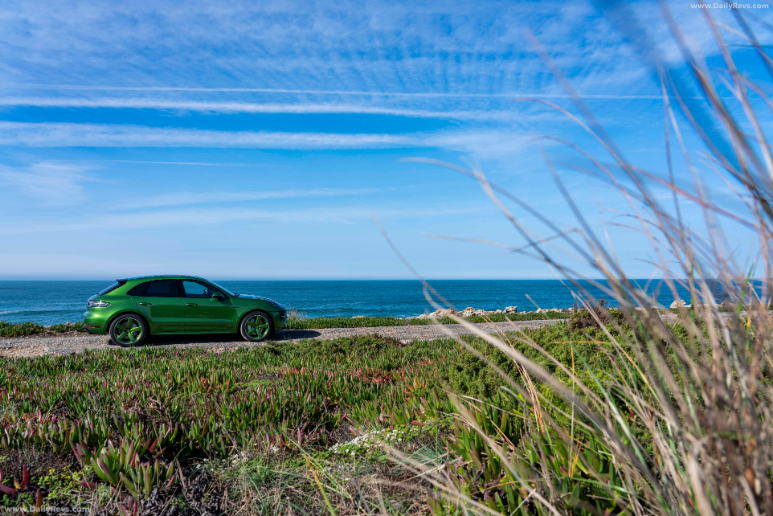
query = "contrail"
xmin=0 ymin=84 xmax=670 ymax=100
xmin=0 ymin=97 xmax=518 ymax=120
xmin=104 ymin=160 xmax=261 ymax=166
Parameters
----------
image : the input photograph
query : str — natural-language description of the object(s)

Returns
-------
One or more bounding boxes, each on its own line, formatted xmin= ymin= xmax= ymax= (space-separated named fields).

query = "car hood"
xmin=237 ymin=294 xmax=272 ymax=301
xmin=237 ymin=295 xmax=284 ymax=308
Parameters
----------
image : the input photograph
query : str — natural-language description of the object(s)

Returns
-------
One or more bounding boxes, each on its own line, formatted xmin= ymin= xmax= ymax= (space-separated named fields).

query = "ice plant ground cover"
xmin=0 ymin=309 xmax=749 ymax=514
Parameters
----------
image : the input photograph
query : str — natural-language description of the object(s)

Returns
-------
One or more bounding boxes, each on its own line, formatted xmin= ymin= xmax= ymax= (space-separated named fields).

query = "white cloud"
xmin=2 ymin=0 xmax=739 ymax=103
xmin=0 ymin=87 xmax=670 ymax=100
xmin=0 ymin=97 xmax=522 ymax=120
xmin=0 ymin=162 xmax=94 ymax=204
xmin=127 ymin=187 xmax=383 ymax=209
xmin=0 ymin=122 xmax=415 ymax=148
xmin=103 ymin=160 xmax=263 ymax=166
xmin=0 ymin=122 xmax=534 ymax=157
xmin=0 ymin=205 xmax=485 ymax=234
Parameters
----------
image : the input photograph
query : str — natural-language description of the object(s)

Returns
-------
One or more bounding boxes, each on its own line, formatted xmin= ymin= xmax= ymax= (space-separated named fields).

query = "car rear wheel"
xmin=109 ymin=314 xmax=148 ymax=347
xmin=240 ymin=311 xmax=274 ymax=342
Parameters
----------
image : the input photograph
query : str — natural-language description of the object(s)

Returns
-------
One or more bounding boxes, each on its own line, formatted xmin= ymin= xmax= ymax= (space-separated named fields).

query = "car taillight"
xmin=88 ymin=300 xmax=110 ymax=308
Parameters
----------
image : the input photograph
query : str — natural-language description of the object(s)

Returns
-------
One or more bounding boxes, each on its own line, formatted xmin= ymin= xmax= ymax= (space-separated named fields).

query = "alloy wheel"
xmin=244 ymin=314 xmax=270 ymax=340
xmin=114 ymin=317 xmax=143 ymax=345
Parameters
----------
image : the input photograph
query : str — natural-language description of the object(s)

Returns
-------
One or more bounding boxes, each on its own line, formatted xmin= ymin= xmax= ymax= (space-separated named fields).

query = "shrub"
xmin=0 ymin=321 xmax=85 ymax=338
xmin=409 ymin=14 xmax=773 ymax=516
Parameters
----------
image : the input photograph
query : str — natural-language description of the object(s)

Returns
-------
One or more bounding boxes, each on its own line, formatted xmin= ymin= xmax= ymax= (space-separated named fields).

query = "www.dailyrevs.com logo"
xmin=691 ymin=2 xmax=769 ymax=7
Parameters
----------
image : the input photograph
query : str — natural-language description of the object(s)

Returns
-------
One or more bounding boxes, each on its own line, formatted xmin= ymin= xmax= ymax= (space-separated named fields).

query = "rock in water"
xmin=670 ymin=299 xmax=687 ymax=308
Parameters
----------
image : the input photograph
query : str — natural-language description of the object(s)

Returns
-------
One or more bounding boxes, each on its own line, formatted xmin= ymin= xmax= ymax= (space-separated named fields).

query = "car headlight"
xmin=268 ymin=300 xmax=285 ymax=310
xmin=88 ymin=300 xmax=111 ymax=308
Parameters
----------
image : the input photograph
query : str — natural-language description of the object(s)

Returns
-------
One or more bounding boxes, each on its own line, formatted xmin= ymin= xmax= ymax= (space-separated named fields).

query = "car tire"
xmin=240 ymin=310 xmax=274 ymax=342
xmin=109 ymin=313 xmax=148 ymax=347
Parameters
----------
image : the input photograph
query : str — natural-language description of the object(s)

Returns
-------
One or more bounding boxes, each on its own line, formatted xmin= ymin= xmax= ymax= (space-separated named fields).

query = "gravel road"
xmin=0 ymin=319 xmax=565 ymax=358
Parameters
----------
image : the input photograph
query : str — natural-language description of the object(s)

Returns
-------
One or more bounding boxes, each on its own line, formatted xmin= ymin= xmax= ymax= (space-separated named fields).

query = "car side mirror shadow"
xmin=212 ymin=292 xmax=226 ymax=300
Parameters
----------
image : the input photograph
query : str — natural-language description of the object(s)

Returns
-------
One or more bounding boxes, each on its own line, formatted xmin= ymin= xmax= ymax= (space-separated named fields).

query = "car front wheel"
xmin=109 ymin=314 xmax=148 ymax=347
xmin=240 ymin=311 xmax=274 ymax=342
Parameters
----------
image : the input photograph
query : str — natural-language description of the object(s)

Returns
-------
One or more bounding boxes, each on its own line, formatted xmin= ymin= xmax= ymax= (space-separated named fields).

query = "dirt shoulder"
xmin=0 ymin=319 xmax=563 ymax=358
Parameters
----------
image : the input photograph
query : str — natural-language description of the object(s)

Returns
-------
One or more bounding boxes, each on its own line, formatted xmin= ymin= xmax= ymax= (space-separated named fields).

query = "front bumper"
xmin=276 ymin=310 xmax=287 ymax=330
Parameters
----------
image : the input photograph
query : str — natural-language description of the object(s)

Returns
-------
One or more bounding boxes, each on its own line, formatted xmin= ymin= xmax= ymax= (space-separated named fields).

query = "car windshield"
xmin=208 ymin=281 xmax=235 ymax=297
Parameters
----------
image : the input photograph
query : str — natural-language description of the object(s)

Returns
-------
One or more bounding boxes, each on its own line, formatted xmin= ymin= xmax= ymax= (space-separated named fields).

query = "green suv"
xmin=83 ymin=276 xmax=287 ymax=346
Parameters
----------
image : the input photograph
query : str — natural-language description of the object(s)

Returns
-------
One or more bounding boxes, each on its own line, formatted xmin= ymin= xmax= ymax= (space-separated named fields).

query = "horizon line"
xmin=0 ymin=277 xmax=743 ymax=282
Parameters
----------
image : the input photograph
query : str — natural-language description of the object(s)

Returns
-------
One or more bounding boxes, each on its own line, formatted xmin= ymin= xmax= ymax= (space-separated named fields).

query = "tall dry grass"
xmin=400 ymin=8 xmax=773 ymax=516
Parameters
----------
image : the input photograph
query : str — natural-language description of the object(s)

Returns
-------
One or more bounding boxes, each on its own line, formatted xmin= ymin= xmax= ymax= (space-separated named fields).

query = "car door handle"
xmin=186 ymin=303 xmax=197 ymax=307
xmin=139 ymin=302 xmax=151 ymax=306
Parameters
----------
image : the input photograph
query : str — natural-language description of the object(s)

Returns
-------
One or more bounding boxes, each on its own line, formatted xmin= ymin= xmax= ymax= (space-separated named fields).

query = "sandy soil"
xmin=0 ymin=319 xmax=563 ymax=358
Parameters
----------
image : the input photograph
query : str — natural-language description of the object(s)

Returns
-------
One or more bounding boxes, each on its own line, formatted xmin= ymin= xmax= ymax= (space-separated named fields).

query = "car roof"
xmin=117 ymin=275 xmax=210 ymax=282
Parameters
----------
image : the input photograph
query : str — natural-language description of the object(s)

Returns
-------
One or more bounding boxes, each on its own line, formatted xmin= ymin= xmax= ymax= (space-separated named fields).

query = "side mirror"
xmin=212 ymin=292 xmax=225 ymax=300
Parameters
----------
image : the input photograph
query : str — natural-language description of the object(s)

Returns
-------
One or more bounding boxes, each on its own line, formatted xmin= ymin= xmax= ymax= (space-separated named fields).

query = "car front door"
xmin=129 ymin=279 xmax=186 ymax=333
xmin=181 ymin=280 xmax=235 ymax=332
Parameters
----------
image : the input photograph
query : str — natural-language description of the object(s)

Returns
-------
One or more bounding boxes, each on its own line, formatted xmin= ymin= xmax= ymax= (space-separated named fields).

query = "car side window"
xmin=128 ymin=280 xmax=179 ymax=297
xmin=98 ymin=282 xmax=124 ymax=295
xmin=182 ymin=280 xmax=221 ymax=298
xmin=126 ymin=282 xmax=147 ymax=296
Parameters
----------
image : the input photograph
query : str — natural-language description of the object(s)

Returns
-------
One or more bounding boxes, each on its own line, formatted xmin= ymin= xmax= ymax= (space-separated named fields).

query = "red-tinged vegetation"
xmin=0 ymin=330 xmax=625 ymax=512
xmin=0 ymin=335 xmax=471 ymax=509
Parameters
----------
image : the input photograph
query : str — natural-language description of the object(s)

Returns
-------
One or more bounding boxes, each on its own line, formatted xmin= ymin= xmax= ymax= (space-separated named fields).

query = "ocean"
xmin=0 ymin=279 xmax=706 ymax=326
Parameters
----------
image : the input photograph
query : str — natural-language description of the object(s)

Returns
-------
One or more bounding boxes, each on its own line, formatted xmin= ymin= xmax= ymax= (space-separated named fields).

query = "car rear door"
xmin=129 ymin=279 xmax=186 ymax=333
xmin=181 ymin=280 xmax=235 ymax=332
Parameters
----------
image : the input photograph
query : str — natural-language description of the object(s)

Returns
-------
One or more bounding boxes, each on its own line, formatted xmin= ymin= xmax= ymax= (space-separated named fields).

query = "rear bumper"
xmin=83 ymin=310 xmax=109 ymax=334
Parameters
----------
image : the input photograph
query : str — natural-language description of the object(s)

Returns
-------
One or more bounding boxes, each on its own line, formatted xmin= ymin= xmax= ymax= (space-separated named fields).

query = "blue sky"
xmin=0 ymin=0 xmax=769 ymax=280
